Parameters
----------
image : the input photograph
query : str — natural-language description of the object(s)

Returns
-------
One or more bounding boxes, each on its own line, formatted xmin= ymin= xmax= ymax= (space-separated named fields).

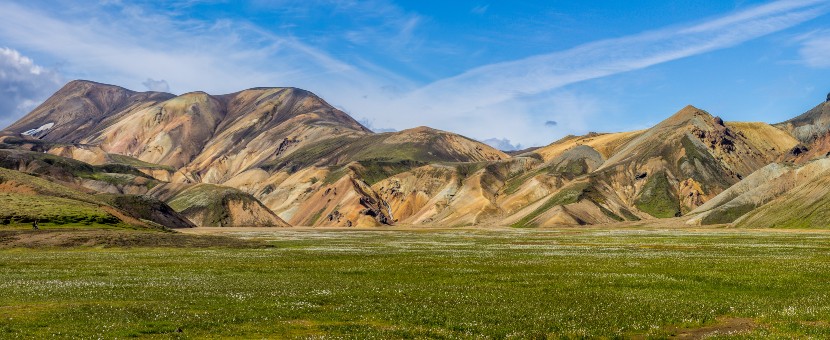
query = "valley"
xmin=3 ymin=226 xmax=830 ymax=338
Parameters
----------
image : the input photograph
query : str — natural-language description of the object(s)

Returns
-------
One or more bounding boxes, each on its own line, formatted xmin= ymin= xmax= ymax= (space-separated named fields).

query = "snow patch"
xmin=22 ymin=122 xmax=55 ymax=136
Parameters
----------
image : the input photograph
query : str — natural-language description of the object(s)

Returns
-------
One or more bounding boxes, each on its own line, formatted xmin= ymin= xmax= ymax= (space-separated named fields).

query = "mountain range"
xmin=2 ymin=79 xmax=829 ymax=229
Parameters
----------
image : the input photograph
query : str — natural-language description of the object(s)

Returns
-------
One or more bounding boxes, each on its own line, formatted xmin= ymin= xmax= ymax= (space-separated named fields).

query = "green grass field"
xmin=2 ymin=227 xmax=830 ymax=338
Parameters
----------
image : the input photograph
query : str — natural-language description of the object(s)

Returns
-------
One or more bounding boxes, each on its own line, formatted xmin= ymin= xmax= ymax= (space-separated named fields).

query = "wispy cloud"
xmin=0 ymin=1 xmax=404 ymax=96
xmin=351 ymin=0 xmax=829 ymax=145
xmin=471 ymin=5 xmax=489 ymax=15
xmin=796 ymin=29 xmax=830 ymax=68
xmin=405 ymin=0 xmax=830 ymax=113
xmin=0 ymin=0 xmax=826 ymax=146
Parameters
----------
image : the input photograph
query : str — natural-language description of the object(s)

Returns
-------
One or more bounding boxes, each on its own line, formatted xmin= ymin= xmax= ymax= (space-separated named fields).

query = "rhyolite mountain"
xmin=2 ymin=80 xmax=829 ymax=228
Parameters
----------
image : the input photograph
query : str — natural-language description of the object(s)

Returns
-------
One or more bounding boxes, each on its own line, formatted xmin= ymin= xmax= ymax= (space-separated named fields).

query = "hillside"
xmin=687 ymin=158 xmax=830 ymax=228
xmin=503 ymin=106 xmax=798 ymax=226
xmin=0 ymin=167 xmax=171 ymax=229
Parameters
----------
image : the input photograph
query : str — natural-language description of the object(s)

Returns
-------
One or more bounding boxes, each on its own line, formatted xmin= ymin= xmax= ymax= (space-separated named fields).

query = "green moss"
xmin=634 ymin=171 xmax=680 ymax=218
xmin=264 ymin=131 xmax=496 ymax=174
xmin=454 ymin=162 xmax=487 ymax=186
xmin=511 ymin=181 xmax=590 ymax=228
xmin=356 ymin=159 xmax=427 ymax=185
xmin=700 ymin=204 xmax=756 ymax=225
xmin=88 ymin=173 xmax=136 ymax=186
xmin=323 ymin=166 xmax=350 ymax=185
xmin=107 ymin=154 xmax=175 ymax=171
xmin=167 ymin=184 xmax=252 ymax=227
xmin=0 ymin=168 xmax=101 ymax=204
xmin=0 ymin=149 xmax=154 ymax=186
xmin=598 ymin=205 xmax=624 ymax=222
xmin=619 ymin=208 xmax=641 ymax=221
xmin=736 ymin=188 xmax=830 ymax=229
xmin=308 ymin=208 xmax=326 ymax=226
xmin=501 ymin=169 xmax=542 ymax=195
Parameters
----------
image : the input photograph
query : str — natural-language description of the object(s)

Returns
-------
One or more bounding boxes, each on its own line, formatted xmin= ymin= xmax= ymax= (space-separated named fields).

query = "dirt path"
xmin=671 ymin=317 xmax=756 ymax=339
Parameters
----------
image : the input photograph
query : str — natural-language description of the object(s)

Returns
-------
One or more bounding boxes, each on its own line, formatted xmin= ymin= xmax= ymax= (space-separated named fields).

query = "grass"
xmin=2 ymin=227 xmax=830 ymax=338
xmin=0 ymin=168 xmax=101 ymax=204
xmin=0 ymin=193 xmax=119 ymax=226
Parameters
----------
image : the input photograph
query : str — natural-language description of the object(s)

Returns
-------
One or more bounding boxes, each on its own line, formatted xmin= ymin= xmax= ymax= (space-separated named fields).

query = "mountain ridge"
xmin=3 ymin=80 xmax=829 ymax=229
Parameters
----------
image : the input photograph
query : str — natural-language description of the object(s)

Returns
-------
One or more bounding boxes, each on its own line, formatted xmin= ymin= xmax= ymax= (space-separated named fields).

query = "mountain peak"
xmin=61 ymin=79 xmax=138 ymax=94
xmin=675 ymin=104 xmax=707 ymax=118
xmin=655 ymin=105 xmax=712 ymax=128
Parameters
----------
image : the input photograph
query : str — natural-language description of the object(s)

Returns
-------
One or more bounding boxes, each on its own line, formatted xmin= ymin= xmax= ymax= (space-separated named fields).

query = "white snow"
xmin=22 ymin=122 xmax=54 ymax=136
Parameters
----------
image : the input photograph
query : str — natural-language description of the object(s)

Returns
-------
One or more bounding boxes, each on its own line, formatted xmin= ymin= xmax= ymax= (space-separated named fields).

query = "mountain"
xmin=3 ymin=80 xmax=507 ymax=227
xmin=774 ymin=99 xmax=830 ymax=164
xmin=499 ymin=106 xmax=796 ymax=227
xmin=5 ymin=80 xmax=175 ymax=142
xmin=684 ymin=95 xmax=830 ymax=227
xmin=4 ymin=80 xmax=826 ymax=229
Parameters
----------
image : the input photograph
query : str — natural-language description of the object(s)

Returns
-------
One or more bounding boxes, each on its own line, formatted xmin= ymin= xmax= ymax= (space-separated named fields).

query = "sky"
xmin=1 ymin=0 xmax=829 ymax=150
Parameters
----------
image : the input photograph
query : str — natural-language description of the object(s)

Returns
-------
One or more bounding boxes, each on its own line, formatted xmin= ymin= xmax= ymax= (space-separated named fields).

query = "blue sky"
xmin=1 ymin=0 xmax=829 ymax=149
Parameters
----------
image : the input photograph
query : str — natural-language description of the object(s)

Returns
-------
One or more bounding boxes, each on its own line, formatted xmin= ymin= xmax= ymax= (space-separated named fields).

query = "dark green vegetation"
xmin=635 ymin=171 xmax=681 ymax=218
xmin=264 ymin=129 xmax=496 ymax=173
xmin=0 ymin=229 xmax=266 ymax=248
xmin=107 ymin=153 xmax=176 ymax=171
xmin=700 ymin=203 xmax=757 ymax=225
xmin=0 ymin=193 xmax=119 ymax=226
xmin=355 ymin=159 xmax=427 ymax=185
xmin=97 ymin=194 xmax=195 ymax=229
xmin=2 ymin=228 xmax=830 ymax=338
xmin=0 ymin=149 xmax=152 ymax=183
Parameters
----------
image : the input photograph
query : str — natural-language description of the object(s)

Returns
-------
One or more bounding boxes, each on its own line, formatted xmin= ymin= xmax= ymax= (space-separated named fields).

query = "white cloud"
xmin=482 ymin=138 xmax=521 ymax=151
xmin=0 ymin=47 xmax=62 ymax=128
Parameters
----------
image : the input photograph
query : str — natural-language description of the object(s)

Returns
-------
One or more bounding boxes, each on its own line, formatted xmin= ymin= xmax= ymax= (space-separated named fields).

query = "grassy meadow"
xmin=2 ymin=227 xmax=830 ymax=338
